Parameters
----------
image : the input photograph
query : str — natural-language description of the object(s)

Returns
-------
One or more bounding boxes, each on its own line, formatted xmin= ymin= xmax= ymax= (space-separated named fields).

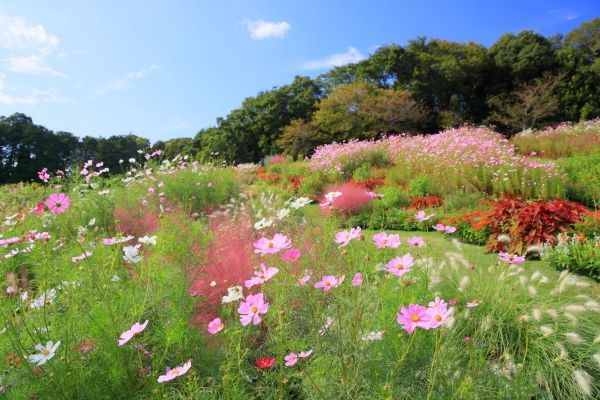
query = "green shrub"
xmin=379 ymin=185 xmax=412 ymax=209
xmin=408 ymin=175 xmax=438 ymax=197
xmin=543 ymin=234 xmax=600 ymax=280
xmin=560 ymin=150 xmax=600 ymax=207
xmin=352 ymin=164 xmax=373 ymax=182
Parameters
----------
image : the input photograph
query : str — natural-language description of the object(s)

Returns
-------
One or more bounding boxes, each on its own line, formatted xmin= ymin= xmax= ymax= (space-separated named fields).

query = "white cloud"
xmin=0 ymin=75 xmax=69 ymax=105
xmin=301 ymin=47 xmax=365 ymax=70
xmin=6 ymin=55 xmax=69 ymax=78
xmin=0 ymin=14 xmax=68 ymax=78
xmin=243 ymin=19 xmax=290 ymax=40
xmin=96 ymin=65 xmax=159 ymax=94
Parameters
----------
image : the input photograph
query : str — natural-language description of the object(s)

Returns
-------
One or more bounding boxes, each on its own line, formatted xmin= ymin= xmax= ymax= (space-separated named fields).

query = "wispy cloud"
xmin=6 ymin=55 xmax=69 ymax=78
xmin=301 ymin=47 xmax=365 ymax=70
xmin=243 ymin=19 xmax=291 ymax=40
xmin=0 ymin=75 xmax=69 ymax=105
xmin=548 ymin=9 xmax=581 ymax=22
xmin=96 ymin=65 xmax=159 ymax=94
xmin=0 ymin=14 xmax=68 ymax=78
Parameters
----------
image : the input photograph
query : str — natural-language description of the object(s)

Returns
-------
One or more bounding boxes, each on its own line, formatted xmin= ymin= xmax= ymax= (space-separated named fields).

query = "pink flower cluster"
xmin=396 ymin=297 xmax=453 ymax=334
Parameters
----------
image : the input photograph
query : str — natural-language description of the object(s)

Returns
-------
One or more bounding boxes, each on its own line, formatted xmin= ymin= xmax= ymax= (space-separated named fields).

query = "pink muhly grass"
xmin=321 ymin=184 xmax=372 ymax=215
xmin=267 ymin=155 xmax=288 ymax=165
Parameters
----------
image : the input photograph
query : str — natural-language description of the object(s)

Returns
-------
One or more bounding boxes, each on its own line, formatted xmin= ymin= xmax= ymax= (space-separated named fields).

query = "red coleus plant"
xmin=255 ymin=357 xmax=276 ymax=369
xmin=409 ymin=196 xmax=443 ymax=210
xmin=482 ymin=196 xmax=588 ymax=254
xmin=348 ymin=178 xmax=385 ymax=191
xmin=285 ymin=176 xmax=302 ymax=193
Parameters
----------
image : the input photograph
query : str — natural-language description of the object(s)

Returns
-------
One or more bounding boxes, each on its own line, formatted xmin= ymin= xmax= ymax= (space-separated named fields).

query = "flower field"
xmin=1 ymin=122 xmax=599 ymax=399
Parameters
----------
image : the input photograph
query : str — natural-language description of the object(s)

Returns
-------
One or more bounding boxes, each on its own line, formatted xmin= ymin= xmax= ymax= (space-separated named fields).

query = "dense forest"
xmin=1 ymin=18 xmax=599 ymax=183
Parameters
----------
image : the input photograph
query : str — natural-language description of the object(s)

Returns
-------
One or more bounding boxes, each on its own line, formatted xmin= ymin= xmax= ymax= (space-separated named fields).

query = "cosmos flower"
xmin=157 ymin=359 xmax=192 ymax=383
xmin=118 ymin=320 xmax=149 ymax=346
xmin=244 ymin=263 xmax=279 ymax=288
xmin=396 ymin=304 xmax=431 ymax=334
xmin=385 ymin=254 xmax=414 ymax=277
xmin=207 ymin=318 xmax=224 ymax=334
xmin=238 ymin=293 xmax=269 ymax=326
xmin=415 ymin=211 xmax=434 ymax=222
xmin=255 ymin=357 xmax=276 ymax=369
xmin=282 ymin=248 xmax=301 ymax=262
xmin=407 ymin=236 xmax=425 ymax=247
xmin=45 ymin=193 xmax=70 ymax=214
xmin=372 ymin=232 xmax=401 ymax=249
xmin=222 ymin=286 xmax=243 ymax=303
xmin=253 ymin=234 xmax=292 ymax=256
xmin=334 ymin=227 xmax=362 ymax=247
xmin=498 ymin=252 xmax=526 ymax=264
xmin=314 ymin=275 xmax=345 ymax=292
xmin=28 ymin=341 xmax=60 ymax=366
xmin=352 ymin=273 xmax=363 ymax=286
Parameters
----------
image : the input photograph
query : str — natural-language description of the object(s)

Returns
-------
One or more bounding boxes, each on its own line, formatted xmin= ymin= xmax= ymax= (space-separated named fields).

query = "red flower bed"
xmin=285 ymin=176 xmax=302 ymax=193
xmin=409 ymin=196 xmax=443 ymax=209
xmin=348 ymin=178 xmax=385 ymax=191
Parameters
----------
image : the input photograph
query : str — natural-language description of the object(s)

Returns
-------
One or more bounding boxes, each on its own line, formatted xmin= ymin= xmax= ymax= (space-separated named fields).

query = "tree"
xmin=486 ymin=74 xmax=562 ymax=133
xmin=277 ymin=120 xmax=325 ymax=160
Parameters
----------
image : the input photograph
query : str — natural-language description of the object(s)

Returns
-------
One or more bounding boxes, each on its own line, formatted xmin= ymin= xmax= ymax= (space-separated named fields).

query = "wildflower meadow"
xmin=0 ymin=118 xmax=599 ymax=400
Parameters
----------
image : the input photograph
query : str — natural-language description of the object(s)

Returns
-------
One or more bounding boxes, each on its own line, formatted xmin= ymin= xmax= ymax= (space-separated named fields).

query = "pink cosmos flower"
xmin=415 ymin=210 xmax=434 ymax=222
xmin=118 ymin=320 xmax=149 ymax=346
xmin=284 ymin=353 xmax=298 ymax=367
xmin=449 ymin=299 xmax=457 ymax=305
xmin=334 ymin=227 xmax=362 ymax=247
xmin=426 ymin=297 xmax=453 ymax=329
xmin=432 ymin=223 xmax=456 ymax=233
xmin=238 ymin=293 xmax=269 ymax=326
xmin=372 ymin=232 xmax=401 ymax=249
xmin=366 ymin=191 xmax=383 ymax=199
xmin=299 ymin=349 xmax=313 ymax=358
xmin=207 ymin=318 xmax=224 ymax=334
xmin=45 ymin=193 xmax=70 ymax=214
xmin=498 ymin=252 xmax=526 ymax=264
xmin=102 ymin=237 xmax=118 ymax=245
xmin=314 ymin=275 xmax=345 ymax=292
xmin=71 ymin=251 xmax=92 ymax=263
xmin=282 ymin=248 xmax=301 ymax=262
xmin=396 ymin=304 xmax=431 ymax=334
xmin=466 ymin=300 xmax=481 ymax=308
xmin=207 ymin=182 xmax=214 ymax=187
xmin=352 ymin=273 xmax=363 ymax=286
xmin=157 ymin=359 xmax=192 ymax=383
xmin=31 ymin=201 xmax=45 ymax=215
xmin=407 ymin=236 xmax=425 ymax=247
xmin=244 ymin=263 xmax=279 ymax=288
xmin=296 ymin=275 xmax=311 ymax=286
xmin=385 ymin=254 xmax=414 ymax=277
xmin=38 ymin=168 xmax=50 ymax=183
xmin=253 ymin=234 xmax=292 ymax=256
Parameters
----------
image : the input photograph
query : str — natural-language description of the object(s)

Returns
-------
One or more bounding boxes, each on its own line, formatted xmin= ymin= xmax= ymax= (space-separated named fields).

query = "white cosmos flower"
xmin=30 ymin=289 xmax=56 ymax=309
xmin=361 ymin=331 xmax=384 ymax=341
xmin=253 ymin=218 xmax=273 ymax=230
xmin=276 ymin=208 xmax=291 ymax=220
xmin=222 ymin=286 xmax=243 ymax=303
xmin=123 ymin=245 xmax=143 ymax=263
xmin=324 ymin=191 xmax=342 ymax=201
xmin=28 ymin=340 xmax=60 ymax=366
xmin=138 ymin=235 xmax=157 ymax=246
xmin=290 ymin=197 xmax=312 ymax=209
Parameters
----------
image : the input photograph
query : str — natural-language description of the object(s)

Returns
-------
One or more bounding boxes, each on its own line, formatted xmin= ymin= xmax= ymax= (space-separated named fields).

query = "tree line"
xmin=1 ymin=18 xmax=599 ymax=182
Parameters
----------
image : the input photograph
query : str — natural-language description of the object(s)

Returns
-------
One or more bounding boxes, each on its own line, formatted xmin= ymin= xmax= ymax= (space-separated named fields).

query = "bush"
xmin=443 ymin=211 xmax=491 ymax=246
xmin=543 ymin=233 xmax=600 ymax=280
xmin=352 ymin=164 xmax=373 ymax=181
xmin=379 ymin=186 xmax=412 ymax=209
xmin=560 ymin=150 xmax=600 ymax=207
xmin=408 ymin=175 xmax=438 ymax=197
xmin=409 ymin=196 xmax=443 ymax=209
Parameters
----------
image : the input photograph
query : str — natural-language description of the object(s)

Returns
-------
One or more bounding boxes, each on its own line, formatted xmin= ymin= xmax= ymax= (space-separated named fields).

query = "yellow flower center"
xmin=268 ymin=242 xmax=274 ymax=248
xmin=411 ymin=315 xmax=420 ymax=322
xmin=43 ymin=349 xmax=50 ymax=356
xmin=325 ymin=281 xmax=331 ymax=286
xmin=171 ymin=369 xmax=180 ymax=376
xmin=396 ymin=264 xmax=404 ymax=270
xmin=382 ymin=239 xmax=388 ymax=244
xmin=251 ymin=306 xmax=258 ymax=313
xmin=435 ymin=315 xmax=442 ymax=322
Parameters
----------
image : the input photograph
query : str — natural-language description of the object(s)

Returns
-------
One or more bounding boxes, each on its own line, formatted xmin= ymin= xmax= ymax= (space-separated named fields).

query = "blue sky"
xmin=0 ymin=0 xmax=598 ymax=143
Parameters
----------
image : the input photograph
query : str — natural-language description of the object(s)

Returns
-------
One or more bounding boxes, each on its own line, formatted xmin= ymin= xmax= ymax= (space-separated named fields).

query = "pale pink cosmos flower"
xmin=238 ymin=293 xmax=269 ymax=326
xmin=284 ymin=353 xmax=298 ymax=367
xmin=157 ymin=359 xmax=192 ymax=383
xmin=426 ymin=297 xmax=453 ymax=329
xmin=253 ymin=234 xmax=292 ymax=256
xmin=38 ymin=168 xmax=50 ymax=183
xmin=352 ymin=273 xmax=363 ymax=286
xmin=118 ymin=320 xmax=149 ymax=346
xmin=466 ymin=300 xmax=481 ymax=308
xmin=372 ymin=232 xmax=401 ymax=249
xmin=71 ymin=251 xmax=92 ymax=263
xmin=102 ymin=237 xmax=118 ymax=246
xmin=45 ymin=193 xmax=70 ymax=214
xmin=296 ymin=275 xmax=311 ymax=286
xmin=207 ymin=318 xmax=224 ymax=334
xmin=282 ymin=248 xmax=301 ymax=262
xmin=396 ymin=304 xmax=431 ymax=334
xmin=299 ymin=349 xmax=313 ymax=358
xmin=244 ymin=263 xmax=279 ymax=288
xmin=366 ymin=191 xmax=383 ymax=199
xmin=415 ymin=210 xmax=434 ymax=222
xmin=407 ymin=236 xmax=425 ymax=247
xmin=385 ymin=254 xmax=414 ymax=277
xmin=432 ymin=223 xmax=456 ymax=233
xmin=314 ymin=275 xmax=344 ymax=292
xmin=498 ymin=252 xmax=526 ymax=264
xmin=334 ymin=227 xmax=362 ymax=247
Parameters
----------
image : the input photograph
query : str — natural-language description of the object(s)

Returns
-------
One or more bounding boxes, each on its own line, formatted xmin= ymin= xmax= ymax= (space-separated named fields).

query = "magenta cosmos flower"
xmin=314 ymin=275 xmax=345 ymax=292
xmin=296 ymin=274 xmax=311 ymax=286
xmin=244 ymin=263 xmax=279 ymax=288
xmin=432 ymin=223 xmax=456 ymax=233
xmin=238 ymin=293 xmax=269 ymax=326
xmin=466 ymin=300 xmax=481 ymax=308
xmin=207 ymin=318 xmax=224 ymax=334
xmin=426 ymin=297 xmax=453 ymax=329
xmin=385 ymin=254 xmax=414 ymax=277
xmin=118 ymin=320 xmax=149 ymax=346
xmin=45 ymin=193 xmax=70 ymax=214
xmin=415 ymin=210 xmax=434 ymax=222
xmin=498 ymin=252 xmax=525 ymax=264
xmin=352 ymin=272 xmax=363 ymax=286
xmin=253 ymin=234 xmax=292 ymax=256
xmin=396 ymin=304 xmax=432 ymax=334
xmin=334 ymin=227 xmax=362 ymax=247
xmin=157 ymin=359 xmax=192 ymax=383
xmin=372 ymin=232 xmax=401 ymax=249
xmin=282 ymin=248 xmax=301 ymax=262
xmin=407 ymin=236 xmax=425 ymax=247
